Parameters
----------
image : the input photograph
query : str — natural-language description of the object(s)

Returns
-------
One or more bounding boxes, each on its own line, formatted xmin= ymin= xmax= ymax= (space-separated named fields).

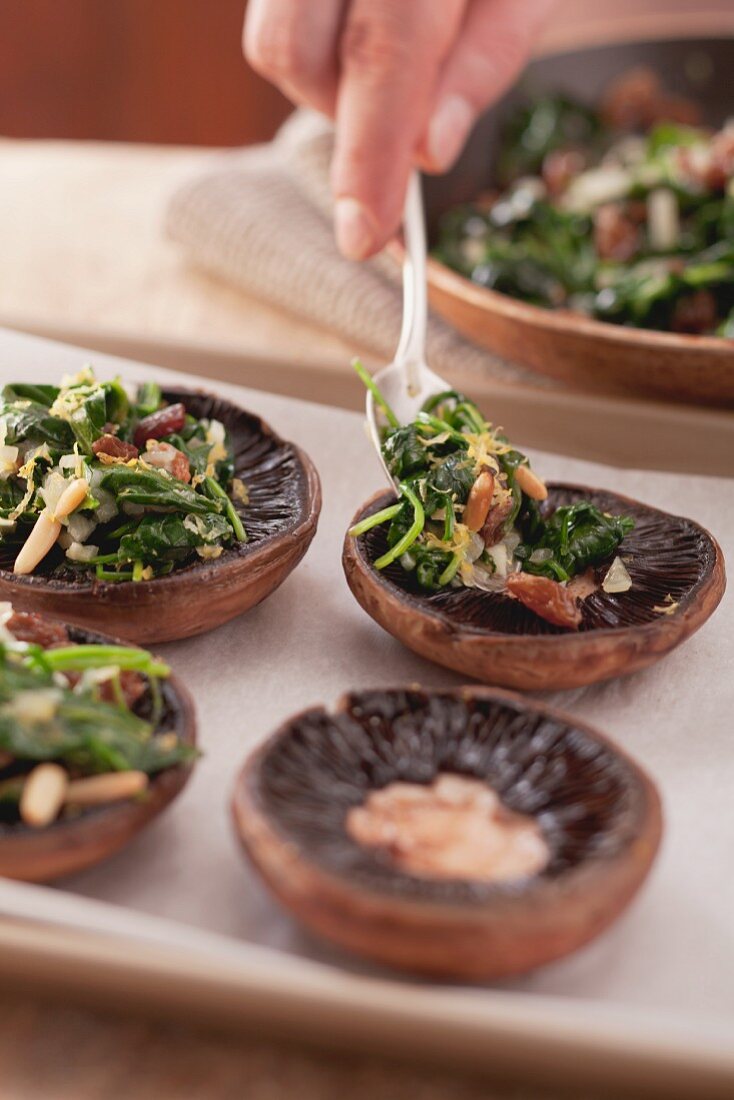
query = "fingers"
xmin=244 ymin=0 xmax=346 ymax=115
xmin=331 ymin=0 xmax=466 ymax=259
xmin=419 ymin=0 xmax=558 ymax=173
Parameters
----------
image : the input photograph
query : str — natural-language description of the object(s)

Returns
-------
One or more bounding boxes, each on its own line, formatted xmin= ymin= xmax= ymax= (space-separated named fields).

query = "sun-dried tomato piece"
xmin=6 ymin=611 xmax=69 ymax=648
xmin=145 ymin=441 xmax=191 ymax=483
xmin=594 ymin=203 xmax=642 ymax=262
xmin=480 ymin=494 xmax=514 ymax=548
xmin=92 ymin=434 xmax=139 ymax=461
xmin=671 ymin=290 xmax=718 ymax=335
xmin=133 ymin=403 xmax=187 ymax=450
xmin=601 ymin=68 xmax=660 ymax=130
xmin=506 ymin=573 xmax=582 ymax=630
xmin=99 ymin=670 xmax=147 ymax=709
xmin=653 ymin=95 xmax=701 ymax=128
xmin=600 ymin=68 xmax=700 ymax=132
xmin=541 ymin=148 xmax=586 ymax=196
xmin=64 ymin=668 xmax=146 ymax=709
xmin=711 ymin=126 xmax=734 ymax=181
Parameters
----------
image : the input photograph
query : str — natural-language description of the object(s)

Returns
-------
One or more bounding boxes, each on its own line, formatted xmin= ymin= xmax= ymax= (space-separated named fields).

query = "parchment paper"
xmin=2 ymin=330 xmax=732 ymax=1026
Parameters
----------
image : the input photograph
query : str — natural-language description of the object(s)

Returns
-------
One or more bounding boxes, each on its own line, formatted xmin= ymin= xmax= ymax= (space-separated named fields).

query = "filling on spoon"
xmin=349 ymin=361 xmax=634 ymax=629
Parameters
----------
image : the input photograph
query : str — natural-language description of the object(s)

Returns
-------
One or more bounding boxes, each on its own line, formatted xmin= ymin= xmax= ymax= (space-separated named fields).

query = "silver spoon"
xmin=365 ymin=171 xmax=449 ymax=487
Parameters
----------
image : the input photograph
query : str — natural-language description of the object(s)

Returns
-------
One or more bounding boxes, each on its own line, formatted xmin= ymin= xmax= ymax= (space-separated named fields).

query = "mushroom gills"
xmin=234 ymin=687 xmax=662 ymax=979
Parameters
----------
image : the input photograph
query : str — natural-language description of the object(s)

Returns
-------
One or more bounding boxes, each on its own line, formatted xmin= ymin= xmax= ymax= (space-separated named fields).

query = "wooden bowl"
xmin=413 ymin=35 xmax=734 ymax=406
xmin=233 ymin=686 xmax=662 ymax=980
xmin=343 ymin=483 xmax=725 ymax=691
xmin=424 ymin=262 xmax=734 ymax=406
xmin=0 ymin=627 xmax=197 ymax=882
xmin=0 ymin=387 xmax=322 ymax=643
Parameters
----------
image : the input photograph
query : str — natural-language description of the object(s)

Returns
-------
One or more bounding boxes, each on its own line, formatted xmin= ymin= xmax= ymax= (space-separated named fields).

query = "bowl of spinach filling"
xmin=343 ymin=373 xmax=725 ymax=690
xmin=0 ymin=606 xmax=196 ymax=882
xmin=419 ymin=47 xmax=734 ymax=403
xmin=0 ymin=368 xmax=321 ymax=642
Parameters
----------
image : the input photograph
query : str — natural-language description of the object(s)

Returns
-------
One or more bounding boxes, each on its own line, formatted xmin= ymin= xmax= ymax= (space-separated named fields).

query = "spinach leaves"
xmin=0 ymin=369 xmax=245 ymax=580
xmin=351 ymin=370 xmax=635 ymax=597
xmin=517 ymin=502 xmax=634 ymax=581
xmin=0 ymin=647 xmax=195 ymax=776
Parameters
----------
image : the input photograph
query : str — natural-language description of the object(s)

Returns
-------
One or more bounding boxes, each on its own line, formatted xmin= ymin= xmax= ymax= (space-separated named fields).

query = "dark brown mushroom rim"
xmin=343 ymin=483 xmax=725 ymax=690
xmin=234 ymin=687 xmax=661 ymax=979
xmin=0 ymin=388 xmax=321 ymax=643
xmin=0 ymin=623 xmax=196 ymax=883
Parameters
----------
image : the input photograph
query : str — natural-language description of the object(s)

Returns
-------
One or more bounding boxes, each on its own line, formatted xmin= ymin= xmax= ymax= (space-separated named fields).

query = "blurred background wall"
xmin=0 ymin=0 xmax=291 ymax=145
xmin=0 ymin=0 xmax=731 ymax=147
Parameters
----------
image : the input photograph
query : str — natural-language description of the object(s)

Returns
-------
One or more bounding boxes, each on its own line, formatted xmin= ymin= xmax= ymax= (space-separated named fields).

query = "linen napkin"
xmin=164 ymin=109 xmax=553 ymax=390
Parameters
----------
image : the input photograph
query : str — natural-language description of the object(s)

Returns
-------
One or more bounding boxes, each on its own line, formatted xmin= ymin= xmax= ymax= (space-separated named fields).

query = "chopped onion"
xmin=66 ymin=513 xmax=96 ymax=544
xmin=487 ymin=542 xmax=508 ymax=578
xmin=94 ymin=489 xmax=118 ymax=523
xmin=65 ymin=542 xmax=99 ymax=563
xmin=529 ymin=547 xmax=553 ymax=564
xmin=39 ymin=470 xmax=71 ymax=514
xmin=204 ymin=419 xmax=226 ymax=447
xmin=466 ymin=564 xmax=506 ymax=593
xmin=465 ymin=532 xmax=485 ymax=565
xmin=602 ymin=556 xmax=632 ymax=594
xmin=461 ymin=238 xmax=486 ymax=267
xmin=58 ymin=452 xmax=84 ymax=476
xmin=0 ymin=444 xmax=19 ymax=480
xmin=504 ymin=530 xmax=521 ymax=557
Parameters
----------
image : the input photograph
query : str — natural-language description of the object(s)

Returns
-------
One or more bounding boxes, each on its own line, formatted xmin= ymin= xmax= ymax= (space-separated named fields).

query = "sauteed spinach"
xmin=434 ymin=69 xmax=734 ymax=335
xmin=0 ymin=368 xmax=247 ymax=581
xmin=350 ymin=362 xmax=634 ymax=628
xmin=0 ymin=606 xmax=195 ymax=826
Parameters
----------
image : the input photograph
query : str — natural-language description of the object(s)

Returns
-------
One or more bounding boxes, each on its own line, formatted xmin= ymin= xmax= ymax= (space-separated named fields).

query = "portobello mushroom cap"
xmin=0 ymin=388 xmax=321 ymax=643
xmin=342 ymin=483 xmax=725 ymax=690
xmin=0 ymin=622 xmax=196 ymax=882
xmin=233 ymin=686 xmax=662 ymax=980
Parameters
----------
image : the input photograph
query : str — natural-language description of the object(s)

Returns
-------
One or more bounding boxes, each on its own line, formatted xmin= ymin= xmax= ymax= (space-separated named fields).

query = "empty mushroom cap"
xmin=233 ymin=686 xmax=663 ymax=981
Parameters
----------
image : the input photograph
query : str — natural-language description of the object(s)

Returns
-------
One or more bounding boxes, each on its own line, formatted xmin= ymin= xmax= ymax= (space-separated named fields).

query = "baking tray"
xmin=0 ymin=328 xmax=732 ymax=1098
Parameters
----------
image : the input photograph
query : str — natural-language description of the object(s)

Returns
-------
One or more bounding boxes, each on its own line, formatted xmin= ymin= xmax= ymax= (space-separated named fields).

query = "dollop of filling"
xmin=346 ymin=773 xmax=549 ymax=883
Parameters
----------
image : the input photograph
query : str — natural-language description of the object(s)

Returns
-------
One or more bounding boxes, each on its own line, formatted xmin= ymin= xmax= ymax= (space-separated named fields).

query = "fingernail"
xmin=427 ymin=94 xmax=474 ymax=171
xmin=335 ymin=198 xmax=377 ymax=261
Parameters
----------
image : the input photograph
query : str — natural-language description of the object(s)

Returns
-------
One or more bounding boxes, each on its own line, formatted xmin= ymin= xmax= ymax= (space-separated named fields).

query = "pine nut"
xmin=64 ymin=771 xmax=149 ymax=806
xmin=515 ymin=464 xmax=548 ymax=501
xmin=13 ymin=511 xmax=62 ymax=575
xmin=463 ymin=472 xmax=495 ymax=532
xmin=20 ymin=763 xmax=68 ymax=827
xmin=53 ymin=478 xmax=89 ymax=519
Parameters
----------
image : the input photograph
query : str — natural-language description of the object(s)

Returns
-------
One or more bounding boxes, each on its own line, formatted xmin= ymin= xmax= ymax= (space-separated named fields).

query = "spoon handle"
xmin=395 ymin=171 xmax=428 ymax=398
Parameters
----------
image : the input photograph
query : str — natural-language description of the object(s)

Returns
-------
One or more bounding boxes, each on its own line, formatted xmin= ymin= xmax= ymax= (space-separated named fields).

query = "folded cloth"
xmin=165 ymin=110 xmax=555 ymax=390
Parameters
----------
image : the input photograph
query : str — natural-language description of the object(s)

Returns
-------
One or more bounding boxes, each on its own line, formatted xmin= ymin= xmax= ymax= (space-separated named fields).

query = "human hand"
xmin=244 ymin=0 xmax=556 ymax=260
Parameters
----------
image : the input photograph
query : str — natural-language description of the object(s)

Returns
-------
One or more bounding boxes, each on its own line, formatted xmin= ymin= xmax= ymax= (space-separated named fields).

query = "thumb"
xmin=418 ymin=0 xmax=557 ymax=173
